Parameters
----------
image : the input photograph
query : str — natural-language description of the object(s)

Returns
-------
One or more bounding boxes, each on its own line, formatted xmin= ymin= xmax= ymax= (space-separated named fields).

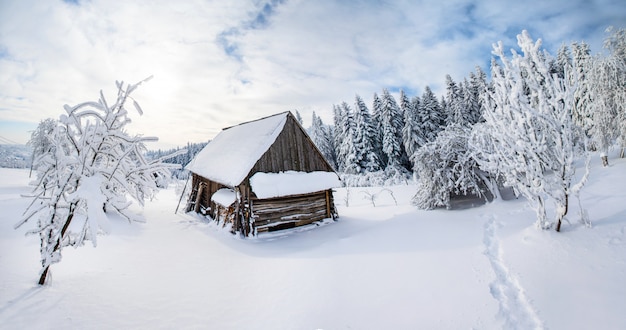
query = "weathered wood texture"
xmin=251 ymin=115 xmax=334 ymax=174
xmin=252 ymin=190 xmax=333 ymax=233
xmin=191 ymin=174 xmax=227 ymax=214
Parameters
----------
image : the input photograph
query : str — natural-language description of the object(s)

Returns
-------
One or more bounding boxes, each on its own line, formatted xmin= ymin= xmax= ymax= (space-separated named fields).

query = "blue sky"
xmin=1 ymin=0 xmax=625 ymax=148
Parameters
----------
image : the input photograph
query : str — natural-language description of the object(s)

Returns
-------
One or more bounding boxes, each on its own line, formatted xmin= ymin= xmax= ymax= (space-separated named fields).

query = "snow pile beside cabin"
xmin=186 ymin=114 xmax=287 ymax=187
xmin=250 ymin=171 xmax=341 ymax=198
xmin=211 ymin=188 xmax=237 ymax=207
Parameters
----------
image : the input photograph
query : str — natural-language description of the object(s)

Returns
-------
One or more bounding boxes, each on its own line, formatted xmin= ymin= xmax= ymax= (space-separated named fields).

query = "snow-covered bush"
xmin=16 ymin=78 xmax=180 ymax=285
xmin=412 ymin=124 xmax=490 ymax=210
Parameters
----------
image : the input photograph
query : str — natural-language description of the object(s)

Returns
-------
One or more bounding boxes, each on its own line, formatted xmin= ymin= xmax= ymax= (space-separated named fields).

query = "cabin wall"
xmin=190 ymin=174 xmax=227 ymax=215
xmin=251 ymin=190 xmax=336 ymax=233
xmin=252 ymin=116 xmax=334 ymax=174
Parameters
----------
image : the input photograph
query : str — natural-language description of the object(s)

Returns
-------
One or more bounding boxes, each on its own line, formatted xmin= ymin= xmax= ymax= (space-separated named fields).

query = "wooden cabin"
xmin=185 ymin=111 xmax=340 ymax=236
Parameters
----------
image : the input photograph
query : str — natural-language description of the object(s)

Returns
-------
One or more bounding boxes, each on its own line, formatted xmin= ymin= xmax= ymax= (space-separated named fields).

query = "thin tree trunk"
xmin=38 ymin=203 xmax=76 ymax=285
xmin=555 ymin=194 xmax=568 ymax=233
xmin=601 ymin=155 xmax=609 ymax=167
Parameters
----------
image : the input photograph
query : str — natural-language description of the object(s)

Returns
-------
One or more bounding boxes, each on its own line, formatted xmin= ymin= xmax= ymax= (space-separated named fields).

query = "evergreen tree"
xmin=353 ymin=95 xmax=381 ymax=172
xmin=419 ymin=86 xmax=444 ymax=143
xmin=571 ymin=42 xmax=594 ymax=140
xmin=333 ymin=104 xmax=343 ymax=170
xmin=309 ymin=111 xmax=337 ymax=170
xmin=556 ymin=44 xmax=573 ymax=80
xmin=294 ymin=110 xmax=304 ymax=125
xmin=335 ymin=102 xmax=360 ymax=174
xmin=588 ymin=54 xmax=623 ymax=165
xmin=602 ymin=26 xmax=626 ymax=158
xmin=380 ymin=89 xmax=406 ymax=169
xmin=445 ymin=74 xmax=468 ymax=126
xmin=371 ymin=92 xmax=386 ymax=166
xmin=440 ymin=96 xmax=449 ymax=127
xmin=400 ymin=90 xmax=422 ymax=162
xmin=467 ymin=67 xmax=488 ymax=124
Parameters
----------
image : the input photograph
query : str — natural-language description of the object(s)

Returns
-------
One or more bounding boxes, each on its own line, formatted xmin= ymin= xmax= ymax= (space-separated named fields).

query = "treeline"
xmin=309 ymin=69 xmax=486 ymax=185
xmin=146 ymin=141 xmax=208 ymax=179
xmin=0 ymin=144 xmax=32 ymax=168
xmin=307 ymin=28 xmax=626 ymax=230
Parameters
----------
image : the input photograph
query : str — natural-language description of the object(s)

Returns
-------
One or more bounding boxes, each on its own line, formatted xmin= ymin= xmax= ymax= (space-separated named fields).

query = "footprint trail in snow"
xmin=482 ymin=214 xmax=543 ymax=329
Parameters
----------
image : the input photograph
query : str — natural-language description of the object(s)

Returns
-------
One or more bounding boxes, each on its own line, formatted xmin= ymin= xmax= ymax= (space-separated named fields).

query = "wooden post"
xmin=325 ymin=190 xmax=331 ymax=219
xmin=234 ymin=187 xmax=241 ymax=233
xmin=175 ymin=176 xmax=190 ymax=214
xmin=194 ymin=182 xmax=205 ymax=213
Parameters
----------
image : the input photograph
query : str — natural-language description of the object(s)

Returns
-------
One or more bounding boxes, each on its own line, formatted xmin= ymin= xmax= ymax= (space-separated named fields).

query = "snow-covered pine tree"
xmin=400 ymin=90 xmax=422 ymax=165
xmin=309 ymin=111 xmax=325 ymax=148
xmin=371 ymin=92 xmax=385 ymax=166
xmin=380 ymin=89 xmax=407 ymax=170
xmin=588 ymin=54 xmax=624 ymax=165
xmin=419 ymin=86 xmax=444 ymax=143
xmin=467 ymin=68 xmax=488 ymax=124
xmin=324 ymin=123 xmax=338 ymax=171
xmin=16 ymin=78 xmax=181 ymax=285
xmin=332 ymin=104 xmax=344 ymax=170
xmin=556 ymin=44 xmax=573 ymax=80
xmin=294 ymin=109 xmax=304 ymax=125
xmin=353 ymin=95 xmax=381 ymax=172
xmin=601 ymin=26 xmax=626 ymax=158
xmin=604 ymin=26 xmax=626 ymax=65
xmin=309 ymin=111 xmax=338 ymax=170
xmin=445 ymin=74 xmax=469 ymax=126
xmin=336 ymin=102 xmax=360 ymax=174
xmin=470 ymin=31 xmax=589 ymax=232
xmin=439 ymin=95 xmax=449 ymax=127
xmin=570 ymin=42 xmax=594 ymax=141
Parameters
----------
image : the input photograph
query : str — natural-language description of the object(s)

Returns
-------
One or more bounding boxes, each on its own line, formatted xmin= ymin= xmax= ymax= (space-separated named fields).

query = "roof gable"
xmin=186 ymin=112 xmax=288 ymax=186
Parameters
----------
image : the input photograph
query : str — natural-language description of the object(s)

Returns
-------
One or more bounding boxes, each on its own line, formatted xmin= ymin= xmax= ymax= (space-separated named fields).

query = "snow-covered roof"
xmin=186 ymin=112 xmax=288 ymax=187
xmin=249 ymin=171 xmax=341 ymax=199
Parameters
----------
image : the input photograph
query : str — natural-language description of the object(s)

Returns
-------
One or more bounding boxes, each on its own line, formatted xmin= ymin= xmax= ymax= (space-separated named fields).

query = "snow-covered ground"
xmin=1 ymin=153 xmax=625 ymax=329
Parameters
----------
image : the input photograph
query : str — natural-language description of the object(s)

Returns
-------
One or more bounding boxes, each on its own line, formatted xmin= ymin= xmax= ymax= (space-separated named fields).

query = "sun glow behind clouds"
xmin=0 ymin=0 xmax=624 ymax=148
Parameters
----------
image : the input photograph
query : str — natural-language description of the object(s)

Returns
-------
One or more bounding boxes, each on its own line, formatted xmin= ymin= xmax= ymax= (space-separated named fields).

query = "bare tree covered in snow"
xmin=470 ymin=31 xmax=589 ymax=232
xmin=16 ymin=78 xmax=180 ymax=285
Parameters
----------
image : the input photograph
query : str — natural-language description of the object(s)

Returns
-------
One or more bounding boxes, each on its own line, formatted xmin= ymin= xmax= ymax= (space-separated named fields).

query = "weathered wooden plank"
xmin=253 ymin=209 xmax=327 ymax=226
xmin=251 ymin=190 xmax=327 ymax=203
xmin=194 ymin=182 xmax=205 ymax=213
xmin=254 ymin=196 xmax=326 ymax=209
xmin=255 ymin=213 xmax=329 ymax=231
xmin=254 ymin=206 xmax=326 ymax=218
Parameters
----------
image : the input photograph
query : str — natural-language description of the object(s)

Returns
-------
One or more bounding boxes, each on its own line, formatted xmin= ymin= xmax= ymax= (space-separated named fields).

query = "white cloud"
xmin=1 ymin=0 xmax=625 ymax=148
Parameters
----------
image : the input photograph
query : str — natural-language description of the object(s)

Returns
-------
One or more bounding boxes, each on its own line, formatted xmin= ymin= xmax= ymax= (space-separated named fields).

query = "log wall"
xmin=251 ymin=190 xmax=334 ymax=233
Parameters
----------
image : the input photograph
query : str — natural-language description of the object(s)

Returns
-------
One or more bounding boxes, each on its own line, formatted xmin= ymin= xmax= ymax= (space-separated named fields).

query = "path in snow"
xmin=482 ymin=214 xmax=543 ymax=330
